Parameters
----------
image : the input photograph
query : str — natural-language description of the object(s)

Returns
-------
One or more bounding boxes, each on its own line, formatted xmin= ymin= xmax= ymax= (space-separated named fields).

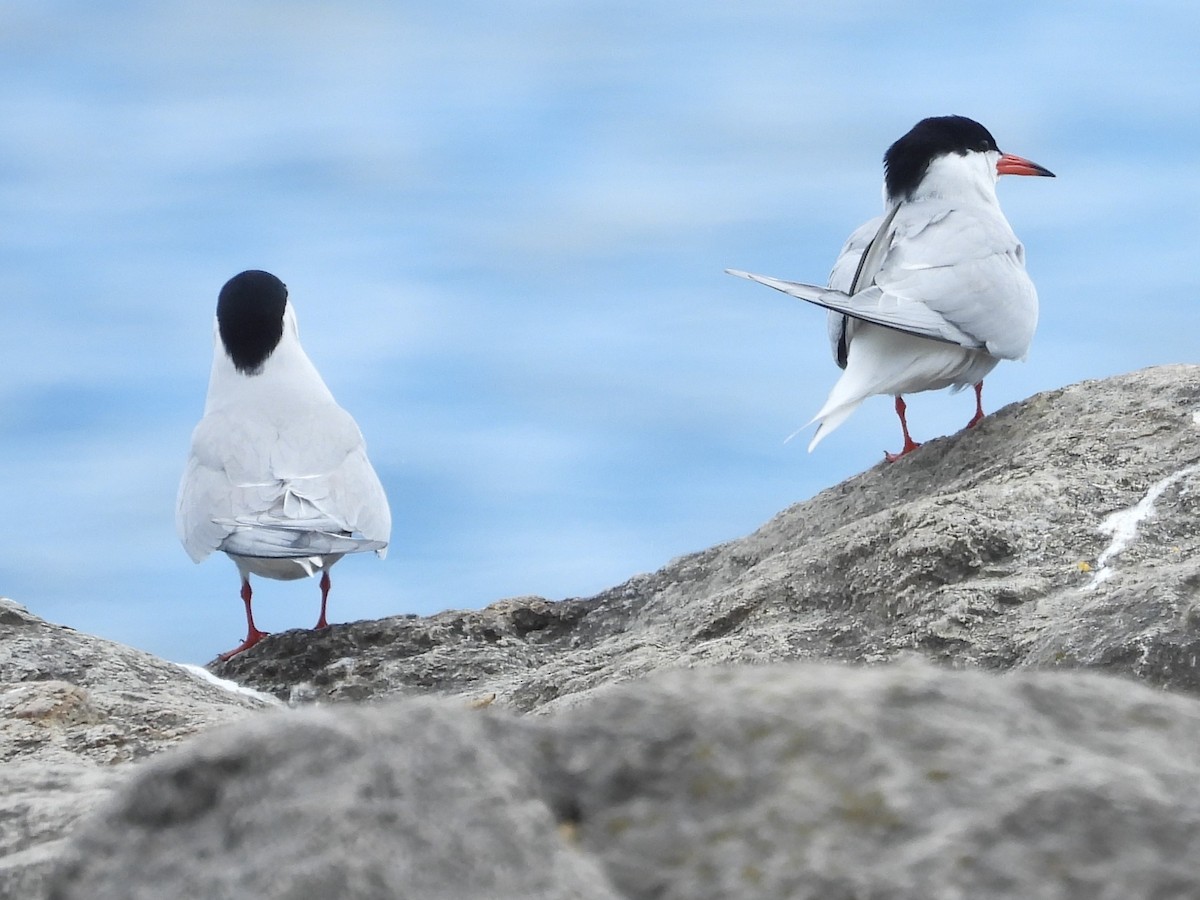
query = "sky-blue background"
xmin=2 ymin=1 xmax=1197 ymax=663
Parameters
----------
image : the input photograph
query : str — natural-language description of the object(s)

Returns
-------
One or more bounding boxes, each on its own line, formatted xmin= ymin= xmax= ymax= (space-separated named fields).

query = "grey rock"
xmin=0 ymin=598 xmax=272 ymax=900
xmin=547 ymin=663 xmax=1200 ymax=900
xmin=48 ymin=700 xmax=621 ymax=900
xmin=214 ymin=365 xmax=1200 ymax=708
xmin=48 ymin=662 xmax=1200 ymax=900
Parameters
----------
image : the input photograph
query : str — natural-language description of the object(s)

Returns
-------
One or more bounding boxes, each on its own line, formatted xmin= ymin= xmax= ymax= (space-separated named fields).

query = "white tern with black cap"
xmin=729 ymin=115 xmax=1054 ymax=460
xmin=176 ymin=270 xmax=391 ymax=660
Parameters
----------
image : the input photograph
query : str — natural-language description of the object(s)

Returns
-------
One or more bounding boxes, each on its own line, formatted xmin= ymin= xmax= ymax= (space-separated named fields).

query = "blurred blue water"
xmin=1 ymin=1 xmax=1198 ymax=662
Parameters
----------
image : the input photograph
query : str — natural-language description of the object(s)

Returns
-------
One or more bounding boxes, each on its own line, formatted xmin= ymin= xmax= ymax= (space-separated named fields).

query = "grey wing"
xmin=321 ymin=437 xmax=392 ymax=558
xmin=729 ymin=205 xmax=1036 ymax=359
xmin=871 ymin=205 xmax=1039 ymax=359
xmin=825 ymin=211 xmax=895 ymax=367
xmin=176 ymin=441 xmax=235 ymax=563
xmin=726 ymin=269 xmax=981 ymax=349
xmin=176 ymin=405 xmax=391 ymax=563
xmin=218 ymin=525 xmax=386 ymax=559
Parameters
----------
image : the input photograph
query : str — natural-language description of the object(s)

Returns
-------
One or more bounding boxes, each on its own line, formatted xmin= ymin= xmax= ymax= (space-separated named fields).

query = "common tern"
xmin=729 ymin=115 xmax=1054 ymax=460
xmin=176 ymin=270 xmax=391 ymax=660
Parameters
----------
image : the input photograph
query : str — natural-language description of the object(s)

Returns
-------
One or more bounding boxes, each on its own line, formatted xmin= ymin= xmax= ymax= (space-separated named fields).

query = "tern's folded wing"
xmin=728 ymin=202 xmax=1038 ymax=362
xmin=872 ymin=205 xmax=1038 ymax=360
xmin=176 ymin=403 xmax=391 ymax=562
xmin=217 ymin=523 xmax=386 ymax=559
xmin=725 ymin=269 xmax=983 ymax=349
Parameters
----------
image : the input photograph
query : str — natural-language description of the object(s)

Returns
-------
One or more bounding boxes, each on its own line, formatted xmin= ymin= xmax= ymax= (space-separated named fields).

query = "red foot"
xmin=966 ymin=381 xmax=986 ymax=429
xmin=313 ymin=571 xmax=332 ymax=630
xmin=884 ymin=437 xmax=921 ymax=463
xmin=885 ymin=395 xmax=921 ymax=462
xmin=217 ymin=625 xmax=270 ymax=662
xmin=218 ymin=578 xmax=269 ymax=661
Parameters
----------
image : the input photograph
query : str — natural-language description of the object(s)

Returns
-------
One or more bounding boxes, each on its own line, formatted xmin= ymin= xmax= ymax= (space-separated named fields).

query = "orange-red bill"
xmin=997 ymin=153 xmax=1055 ymax=178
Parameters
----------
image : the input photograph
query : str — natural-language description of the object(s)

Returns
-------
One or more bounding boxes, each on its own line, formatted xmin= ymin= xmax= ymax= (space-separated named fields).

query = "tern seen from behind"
xmin=177 ymin=270 xmax=391 ymax=660
xmin=729 ymin=115 xmax=1054 ymax=460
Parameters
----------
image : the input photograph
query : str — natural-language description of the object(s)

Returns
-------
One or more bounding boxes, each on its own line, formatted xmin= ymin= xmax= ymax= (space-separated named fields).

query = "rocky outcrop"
xmin=46 ymin=662 xmax=1200 ymax=899
xmin=11 ymin=365 xmax=1200 ymax=898
xmin=215 ymin=365 xmax=1200 ymax=709
xmin=0 ymin=599 xmax=272 ymax=899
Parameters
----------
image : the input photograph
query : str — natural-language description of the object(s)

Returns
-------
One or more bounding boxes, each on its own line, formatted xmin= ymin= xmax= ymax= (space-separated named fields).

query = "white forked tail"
xmin=803 ymin=325 xmax=997 ymax=452
xmin=807 ymin=400 xmax=865 ymax=452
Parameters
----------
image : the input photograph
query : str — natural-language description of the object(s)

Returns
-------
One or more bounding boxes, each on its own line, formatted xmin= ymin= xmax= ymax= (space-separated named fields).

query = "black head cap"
xmin=884 ymin=115 xmax=1001 ymax=201
xmin=216 ymin=270 xmax=288 ymax=375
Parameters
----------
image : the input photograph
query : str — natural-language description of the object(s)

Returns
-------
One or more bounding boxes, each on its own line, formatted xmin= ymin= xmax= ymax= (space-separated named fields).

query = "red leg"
xmin=966 ymin=381 xmax=986 ymax=428
xmin=314 ymin=570 xmax=332 ymax=630
xmin=884 ymin=395 xmax=921 ymax=462
xmin=217 ymin=578 xmax=270 ymax=661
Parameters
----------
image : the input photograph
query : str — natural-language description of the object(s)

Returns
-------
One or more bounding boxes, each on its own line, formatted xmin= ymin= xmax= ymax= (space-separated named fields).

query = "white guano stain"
xmin=177 ymin=662 xmax=283 ymax=705
xmin=1085 ymin=462 xmax=1200 ymax=590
